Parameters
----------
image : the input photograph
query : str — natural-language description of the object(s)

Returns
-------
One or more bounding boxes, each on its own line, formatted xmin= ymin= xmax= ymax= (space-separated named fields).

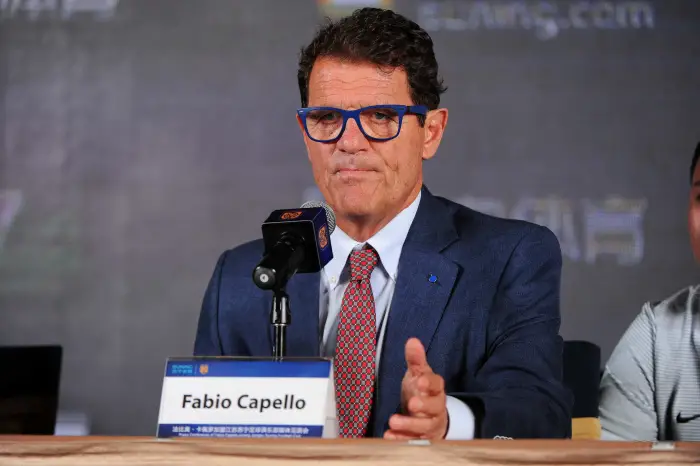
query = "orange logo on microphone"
xmin=318 ymin=225 xmax=328 ymax=249
xmin=280 ymin=211 xmax=302 ymax=220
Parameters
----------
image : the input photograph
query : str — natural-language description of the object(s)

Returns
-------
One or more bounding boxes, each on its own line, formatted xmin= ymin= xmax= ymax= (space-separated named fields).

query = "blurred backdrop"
xmin=0 ymin=0 xmax=699 ymax=435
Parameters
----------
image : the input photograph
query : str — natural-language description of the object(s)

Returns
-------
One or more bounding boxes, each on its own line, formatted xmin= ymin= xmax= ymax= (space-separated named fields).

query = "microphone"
xmin=252 ymin=201 xmax=336 ymax=291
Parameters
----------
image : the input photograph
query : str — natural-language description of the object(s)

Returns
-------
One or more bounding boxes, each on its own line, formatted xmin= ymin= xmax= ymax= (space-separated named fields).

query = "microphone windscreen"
xmin=301 ymin=200 xmax=336 ymax=236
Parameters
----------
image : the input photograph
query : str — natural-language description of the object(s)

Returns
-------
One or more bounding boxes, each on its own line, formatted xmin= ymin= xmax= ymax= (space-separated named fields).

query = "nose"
xmin=336 ymin=117 xmax=369 ymax=153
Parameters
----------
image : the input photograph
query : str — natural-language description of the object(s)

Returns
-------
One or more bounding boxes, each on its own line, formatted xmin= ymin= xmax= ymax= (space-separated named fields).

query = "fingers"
xmin=383 ymin=430 xmax=419 ymax=440
xmin=385 ymin=417 xmax=430 ymax=440
xmin=385 ymin=413 xmax=445 ymax=440
xmin=393 ymin=339 xmax=448 ymax=441
xmin=406 ymin=390 xmax=445 ymax=417
xmin=405 ymin=338 xmax=430 ymax=375
xmin=413 ymin=372 xmax=445 ymax=397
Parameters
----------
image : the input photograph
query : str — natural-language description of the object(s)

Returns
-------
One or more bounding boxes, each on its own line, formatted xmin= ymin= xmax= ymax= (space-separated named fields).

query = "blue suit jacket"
xmin=194 ymin=187 xmax=573 ymax=438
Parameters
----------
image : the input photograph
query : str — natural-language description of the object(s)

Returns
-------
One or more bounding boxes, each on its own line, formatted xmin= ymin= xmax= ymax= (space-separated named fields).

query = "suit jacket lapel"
xmin=374 ymin=187 xmax=460 ymax=434
xmin=273 ymin=272 xmax=320 ymax=358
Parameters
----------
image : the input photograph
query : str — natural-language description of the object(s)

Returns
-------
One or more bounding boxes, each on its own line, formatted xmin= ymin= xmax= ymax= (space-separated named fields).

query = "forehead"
xmin=307 ymin=57 xmax=412 ymax=107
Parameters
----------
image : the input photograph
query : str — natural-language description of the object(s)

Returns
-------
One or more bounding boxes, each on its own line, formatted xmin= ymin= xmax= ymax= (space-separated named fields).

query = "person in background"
xmin=195 ymin=8 xmax=572 ymax=440
xmin=599 ymin=141 xmax=700 ymax=441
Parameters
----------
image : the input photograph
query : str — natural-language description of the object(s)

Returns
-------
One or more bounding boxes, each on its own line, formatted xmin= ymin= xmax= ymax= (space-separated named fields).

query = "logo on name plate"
xmin=199 ymin=364 xmax=209 ymax=375
xmin=318 ymin=225 xmax=328 ymax=249
xmin=317 ymin=0 xmax=393 ymax=18
xmin=280 ymin=211 xmax=302 ymax=220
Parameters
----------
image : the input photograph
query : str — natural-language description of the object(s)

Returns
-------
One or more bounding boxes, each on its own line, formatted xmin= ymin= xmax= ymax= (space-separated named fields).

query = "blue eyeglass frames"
xmin=297 ymin=104 xmax=428 ymax=143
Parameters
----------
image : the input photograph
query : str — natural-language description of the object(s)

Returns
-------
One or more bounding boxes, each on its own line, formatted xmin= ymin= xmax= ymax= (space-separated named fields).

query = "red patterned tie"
xmin=334 ymin=246 xmax=379 ymax=438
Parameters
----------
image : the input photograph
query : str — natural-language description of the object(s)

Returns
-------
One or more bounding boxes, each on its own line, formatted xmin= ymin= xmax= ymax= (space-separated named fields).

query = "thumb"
xmin=405 ymin=338 xmax=431 ymax=375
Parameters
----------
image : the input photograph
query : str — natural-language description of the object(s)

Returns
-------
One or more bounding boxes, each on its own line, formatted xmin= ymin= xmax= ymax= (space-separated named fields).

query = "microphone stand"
xmin=253 ymin=235 xmax=305 ymax=361
xmin=270 ymin=287 xmax=290 ymax=361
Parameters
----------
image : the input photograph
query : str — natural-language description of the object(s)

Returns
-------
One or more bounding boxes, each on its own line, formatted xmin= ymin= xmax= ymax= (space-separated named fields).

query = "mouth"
xmin=336 ymin=167 xmax=374 ymax=173
xmin=334 ymin=168 xmax=378 ymax=179
xmin=333 ymin=168 xmax=378 ymax=183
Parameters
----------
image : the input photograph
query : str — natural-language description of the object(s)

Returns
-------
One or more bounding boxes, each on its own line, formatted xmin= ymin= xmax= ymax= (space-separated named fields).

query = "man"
xmin=599 ymin=142 xmax=700 ymax=441
xmin=194 ymin=8 xmax=572 ymax=440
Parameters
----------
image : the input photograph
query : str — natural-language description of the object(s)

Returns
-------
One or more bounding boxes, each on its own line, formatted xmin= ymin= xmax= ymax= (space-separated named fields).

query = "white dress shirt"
xmin=319 ymin=191 xmax=475 ymax=439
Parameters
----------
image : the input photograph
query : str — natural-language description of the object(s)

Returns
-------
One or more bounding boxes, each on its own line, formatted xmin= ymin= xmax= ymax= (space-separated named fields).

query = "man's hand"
xmin=384 ymin=338 xmax=448 ymax=440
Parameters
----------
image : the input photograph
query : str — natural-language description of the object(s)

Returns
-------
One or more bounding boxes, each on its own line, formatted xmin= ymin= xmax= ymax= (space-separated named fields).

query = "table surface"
xmin=0 ymin=436 xmax=699 ymax=466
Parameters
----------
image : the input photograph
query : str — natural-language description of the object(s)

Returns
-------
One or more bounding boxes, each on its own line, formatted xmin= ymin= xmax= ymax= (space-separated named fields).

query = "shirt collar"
xmin=323 ymin=191 xmax=422 ymax=289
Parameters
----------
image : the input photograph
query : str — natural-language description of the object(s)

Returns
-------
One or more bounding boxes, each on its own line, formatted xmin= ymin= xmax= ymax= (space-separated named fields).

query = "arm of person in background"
xmin=193 ymin=251 xmax=228 ymax=356
xmin=598 ymin=306 xmax=657 ymax=441
xmin=452 ymin=226 xmax=573 ymax=438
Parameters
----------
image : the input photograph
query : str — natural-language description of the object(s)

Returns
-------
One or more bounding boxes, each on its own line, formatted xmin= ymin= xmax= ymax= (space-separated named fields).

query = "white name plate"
xmin=156 ymin=357 xmax=336 ymax=439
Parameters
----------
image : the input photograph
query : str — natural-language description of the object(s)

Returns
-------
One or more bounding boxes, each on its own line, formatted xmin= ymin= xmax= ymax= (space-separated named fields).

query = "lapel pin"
xmin=428 ymin=274 xmax=438 ymax=284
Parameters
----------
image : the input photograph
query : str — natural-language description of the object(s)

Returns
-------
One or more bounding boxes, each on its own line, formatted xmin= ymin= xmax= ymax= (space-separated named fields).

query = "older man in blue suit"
xmin=194 ymin=8 xmax=572 ymax=440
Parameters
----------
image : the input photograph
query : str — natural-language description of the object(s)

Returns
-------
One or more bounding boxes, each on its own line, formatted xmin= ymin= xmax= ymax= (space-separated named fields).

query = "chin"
xmin=327 ymin=185 xmax=377 ymax=216
xmin=335 ymin=199 xmax=375 ymax=218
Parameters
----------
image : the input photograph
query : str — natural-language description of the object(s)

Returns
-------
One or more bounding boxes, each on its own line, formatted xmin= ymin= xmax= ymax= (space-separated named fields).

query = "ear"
xmin=297 ymin=114 xmax=313 ymax=160
xmin=421 ymin=108 xmax=448 ymax=161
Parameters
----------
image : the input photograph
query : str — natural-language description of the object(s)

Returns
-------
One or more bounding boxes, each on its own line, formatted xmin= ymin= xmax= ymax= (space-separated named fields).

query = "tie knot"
xmin=348 ymin=247 xmax=378 ymax=281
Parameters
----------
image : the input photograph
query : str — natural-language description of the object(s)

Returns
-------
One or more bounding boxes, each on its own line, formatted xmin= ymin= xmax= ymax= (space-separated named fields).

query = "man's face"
xmin=298 ymin=58 xmax=446 ymax=224
xmin=689 ymin=162 xmax=700 ymax=261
